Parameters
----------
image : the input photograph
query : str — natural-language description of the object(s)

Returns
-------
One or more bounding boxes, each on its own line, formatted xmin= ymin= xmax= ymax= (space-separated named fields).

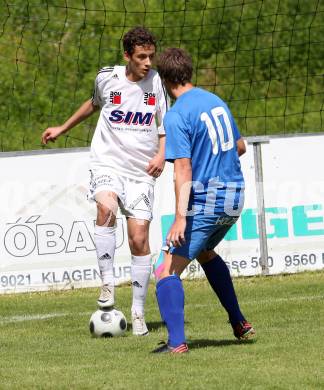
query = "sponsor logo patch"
xmin=109 ymin=110 xmax=154 ymax=126
xmin=110 ymin=91 xmax=121 ymax=105
xmin=144 ymin=92 xmax=156 ymax=106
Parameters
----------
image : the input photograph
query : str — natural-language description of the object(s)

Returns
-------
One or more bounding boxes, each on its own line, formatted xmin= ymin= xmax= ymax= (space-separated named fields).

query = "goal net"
xmin=0 ymin=0 xmax=322 ymax=151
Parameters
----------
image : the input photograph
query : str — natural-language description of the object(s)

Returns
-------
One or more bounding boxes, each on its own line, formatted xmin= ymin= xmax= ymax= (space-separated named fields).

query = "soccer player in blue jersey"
xmin=152 ymin=48 xmax=255 ymax=353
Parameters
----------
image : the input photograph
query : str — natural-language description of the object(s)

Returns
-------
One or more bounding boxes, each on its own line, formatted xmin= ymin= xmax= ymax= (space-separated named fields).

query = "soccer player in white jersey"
xmin=41 ymin=27 xmax=169 ymax=336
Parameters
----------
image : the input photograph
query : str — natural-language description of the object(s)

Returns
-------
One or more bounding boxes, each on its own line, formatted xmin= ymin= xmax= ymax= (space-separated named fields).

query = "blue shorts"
xmin=170 ymin=214 xmax=238 ymax=261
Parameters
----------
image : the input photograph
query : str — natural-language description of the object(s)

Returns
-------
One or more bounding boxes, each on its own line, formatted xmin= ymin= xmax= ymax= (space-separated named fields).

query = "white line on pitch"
xmin=189 ymin=294 xmax=324 ymax=308
xmin=1 ymin=294 xmax=322 ymax=323
xmin=0 ymin=312 xmax=91 ymax=324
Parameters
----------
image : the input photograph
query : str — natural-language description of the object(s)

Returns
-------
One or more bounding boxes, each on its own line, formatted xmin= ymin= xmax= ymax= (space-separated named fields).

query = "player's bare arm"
xmin=41 ymin=99 xmax=99 ymax=144
xmin=237 ymin=137 xmax=246 ymax=156
xmin=166 ymin=157 xmax=192 ymax=247
xmin=146 ymin=134 xmax=166 ymax=177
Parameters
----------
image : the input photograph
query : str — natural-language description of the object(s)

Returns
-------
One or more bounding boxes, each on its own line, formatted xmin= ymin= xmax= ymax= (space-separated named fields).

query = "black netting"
xmin=0 ymin=0 xmax=323 ymax=151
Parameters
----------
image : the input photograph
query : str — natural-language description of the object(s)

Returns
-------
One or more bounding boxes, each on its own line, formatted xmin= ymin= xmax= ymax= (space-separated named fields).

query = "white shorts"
xmin=88 ymin=169 xmax=154 ymax=221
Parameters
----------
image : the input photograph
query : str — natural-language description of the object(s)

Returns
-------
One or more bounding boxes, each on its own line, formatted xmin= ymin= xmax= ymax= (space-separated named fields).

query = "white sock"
xmin=131 ymin=254 xmax=152 ymax=317
xmin=94 ymin=225 xmax=116 ymax=291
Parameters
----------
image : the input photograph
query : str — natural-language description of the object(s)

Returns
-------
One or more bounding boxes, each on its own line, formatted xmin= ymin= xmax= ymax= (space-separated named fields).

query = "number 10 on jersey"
xmin=200 ymin=106 xmax=234 ymax=154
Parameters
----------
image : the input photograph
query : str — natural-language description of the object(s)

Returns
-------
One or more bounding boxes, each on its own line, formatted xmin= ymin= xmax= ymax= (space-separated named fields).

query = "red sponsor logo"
xmin=147 ymin=96 xmax=156 ymax=105
xmin=110 ymin=91 xmax=121 ymax=105
xmin=113 ymin=95 xmax=121 ymax=104
xmin=144 ymin=92 xmax=156 ymax=106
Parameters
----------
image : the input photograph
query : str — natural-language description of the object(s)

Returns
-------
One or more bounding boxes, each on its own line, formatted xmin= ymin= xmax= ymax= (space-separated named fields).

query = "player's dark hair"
xmin=157 ymin=48 xmax=193 ymax=86
xmin=123 ymin=27 xmax=156 ymax=55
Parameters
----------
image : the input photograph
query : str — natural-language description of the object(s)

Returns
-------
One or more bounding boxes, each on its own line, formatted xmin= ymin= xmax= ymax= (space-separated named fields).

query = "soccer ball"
xmin=89 ymin=309 xmax=127 ymax=337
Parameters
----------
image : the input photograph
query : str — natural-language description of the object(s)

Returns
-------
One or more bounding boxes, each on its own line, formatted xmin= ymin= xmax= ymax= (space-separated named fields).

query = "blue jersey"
xmin=164 ymin=87 xmax=244 ymax=216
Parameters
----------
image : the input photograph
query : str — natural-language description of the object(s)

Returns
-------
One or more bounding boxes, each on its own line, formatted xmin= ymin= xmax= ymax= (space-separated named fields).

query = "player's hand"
xmin=146 ymin=153 xmax=165 ymax=178
xmin=41 ymin=126 xmax=65 ymax=145
xmin=166 ymin=217 xmax=186 ymax=247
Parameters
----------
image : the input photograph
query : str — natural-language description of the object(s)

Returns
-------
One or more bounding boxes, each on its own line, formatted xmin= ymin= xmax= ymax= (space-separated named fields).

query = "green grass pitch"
xmin=0 ymin=271 xmax=323 ymax=389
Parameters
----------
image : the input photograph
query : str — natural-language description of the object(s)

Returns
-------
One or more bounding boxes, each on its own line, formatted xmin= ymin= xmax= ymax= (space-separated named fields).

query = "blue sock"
xmin=201 ymin=255 xmax=245 ymax=326
xmin=156 ymin=275 xmax=186 ymax=347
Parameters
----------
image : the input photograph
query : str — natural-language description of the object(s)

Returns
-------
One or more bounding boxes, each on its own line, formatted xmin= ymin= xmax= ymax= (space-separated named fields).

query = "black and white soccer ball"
xmin=89 ymin=309 xmax=127 ymax=337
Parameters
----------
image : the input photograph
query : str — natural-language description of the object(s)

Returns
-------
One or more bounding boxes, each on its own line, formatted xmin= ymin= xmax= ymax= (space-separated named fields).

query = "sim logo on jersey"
xmin=144 ymin=92 xmax=156 ymax=106
xmin=110 ymin=91 xmax=121 ymax=105
xmin=109 ymin=110 xmax=154 ymax=126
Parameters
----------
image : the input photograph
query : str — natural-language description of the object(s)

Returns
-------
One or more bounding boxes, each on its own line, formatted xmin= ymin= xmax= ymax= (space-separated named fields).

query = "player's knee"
xmin=96 ymin=203 xmax=116 ymax=226
xmin=197 ymin=250 xmax=217 ymax=264
xmin=95 ymin=192 xmax=118 ymax=214
xmin=128 ymin=235 xmax=149 ymax=255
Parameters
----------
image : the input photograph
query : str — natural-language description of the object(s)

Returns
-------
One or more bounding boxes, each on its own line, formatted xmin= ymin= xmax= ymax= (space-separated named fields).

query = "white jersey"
xmin=90 ymin=65 xmax=169 ymax=185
